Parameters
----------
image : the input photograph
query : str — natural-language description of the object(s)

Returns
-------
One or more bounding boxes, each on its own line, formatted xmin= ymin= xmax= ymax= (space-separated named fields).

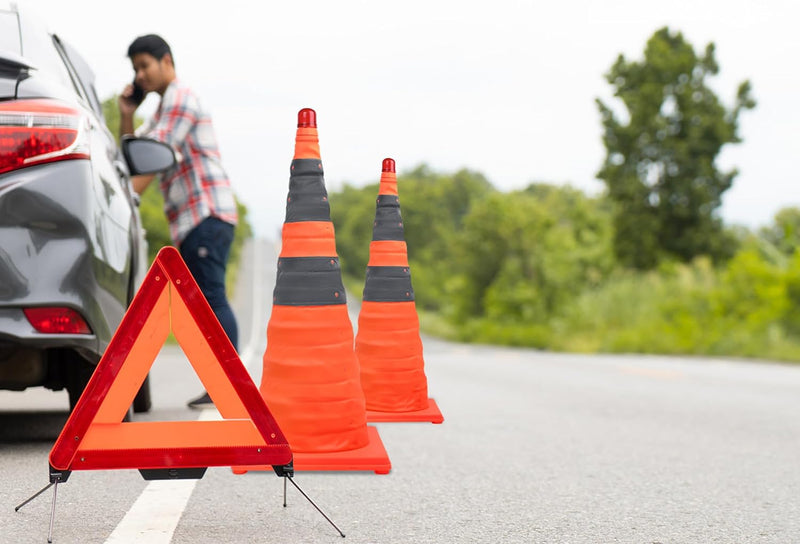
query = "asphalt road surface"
xmin=2 ymin=238 xmax=800 ymax=543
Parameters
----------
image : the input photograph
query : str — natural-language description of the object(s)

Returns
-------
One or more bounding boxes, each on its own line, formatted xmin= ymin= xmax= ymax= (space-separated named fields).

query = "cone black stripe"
xmin=276 ymin=155 xmax=344 ymax=305
xmin=274 ymin=257 xmax=346 ymax=306
xmin=285 ymin=158 xmax=330 ymax=223
xmin=372 ymin=195 xmax=404 ymax=241
xmin=362 ymin=266 xmax=414 ymax=302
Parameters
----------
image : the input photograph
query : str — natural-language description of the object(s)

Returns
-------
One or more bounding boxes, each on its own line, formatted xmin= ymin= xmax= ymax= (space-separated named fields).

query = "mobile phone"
xmin=129 ymin=79 xmax=145 ymax=106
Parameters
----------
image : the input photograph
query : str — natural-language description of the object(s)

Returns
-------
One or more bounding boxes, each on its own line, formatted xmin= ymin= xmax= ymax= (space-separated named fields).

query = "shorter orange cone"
xmin=355 ymin=158 xmax=443 ymax=424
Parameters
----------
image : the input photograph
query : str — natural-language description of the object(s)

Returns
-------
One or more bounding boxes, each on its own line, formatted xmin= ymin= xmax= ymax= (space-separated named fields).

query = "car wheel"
xmin=133 ymin=374 xmax=152 ymax=413
xmin=66 ymin=356 xmax=94 ymax=411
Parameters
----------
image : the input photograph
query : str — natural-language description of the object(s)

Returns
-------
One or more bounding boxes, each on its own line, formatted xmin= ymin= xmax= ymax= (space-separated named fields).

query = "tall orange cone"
xmin=355 ymin=158 xmax=444 ymax=424
xmin=235 ymin=109 xmax=390 ymax=474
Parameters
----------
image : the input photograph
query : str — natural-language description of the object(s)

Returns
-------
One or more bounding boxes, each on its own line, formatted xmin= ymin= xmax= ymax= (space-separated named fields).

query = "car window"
xmin=0 ymin=10 xmax=22 ymax=55
xmin=0 ymin=10 xmax=21 ymax=53
xmin=60 ymin=39 xmax=105 ymax=121
xmin=17 ymin=11 xmax=79 ymax=95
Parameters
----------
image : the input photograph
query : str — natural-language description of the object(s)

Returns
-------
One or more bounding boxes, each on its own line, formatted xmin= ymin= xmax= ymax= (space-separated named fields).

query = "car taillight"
xmin=0 ymin=99 xmax=90 ymax=176
xmin=24 ymin=307 xmax=92 ymax=334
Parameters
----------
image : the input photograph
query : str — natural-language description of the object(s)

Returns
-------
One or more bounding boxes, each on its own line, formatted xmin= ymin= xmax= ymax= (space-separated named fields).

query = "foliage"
xmin=597 ymin=27 xmax=755 ymax=269
xmin=137 ymin=184 xmax=172 ymax=261
xmin=331 ymin=167 xmax=615 ymax=326
xmin=548 ymin=242 xmax=800 ymax=361
xmin=329 ymin=164 xmax=494 ymax=309
xmin=448 ymin=184 xmax=614 ymax=323
xmin=329 ymin=183 xmax=380 ymax=282
xmin=759 ymin=207 xmax=800 ymax=257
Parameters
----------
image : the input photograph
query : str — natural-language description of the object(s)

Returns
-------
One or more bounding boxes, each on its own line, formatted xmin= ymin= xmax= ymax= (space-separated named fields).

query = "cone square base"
xmin=232 ymin=426 xmax=391 ymax=475
xmin=366 ymin=398 xmax=444 ymax=424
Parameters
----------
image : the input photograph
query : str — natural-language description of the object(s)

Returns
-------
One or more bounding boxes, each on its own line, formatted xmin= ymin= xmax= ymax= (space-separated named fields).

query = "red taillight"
xmin=23 ymin=307 xmax=92 ymax=334
xmin=0 ymin=99 xmax=90 ymax=175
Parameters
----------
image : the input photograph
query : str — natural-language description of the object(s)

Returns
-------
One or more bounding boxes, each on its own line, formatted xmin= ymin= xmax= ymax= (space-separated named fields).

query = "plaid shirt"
xmin=137 ymin=79 xmax=237 ymax=244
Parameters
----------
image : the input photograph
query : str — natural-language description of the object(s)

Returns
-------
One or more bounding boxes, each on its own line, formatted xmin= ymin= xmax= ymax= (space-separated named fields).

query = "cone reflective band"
xmin=355 ymin=158 xmax=444 ymax=424
xmin=236 ymin=109 xmax=390 ymax=474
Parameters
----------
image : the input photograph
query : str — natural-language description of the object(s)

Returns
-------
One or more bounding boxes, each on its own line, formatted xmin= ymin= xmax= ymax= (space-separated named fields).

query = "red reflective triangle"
xmin=49 ymin=246 xmax=292 ymax=472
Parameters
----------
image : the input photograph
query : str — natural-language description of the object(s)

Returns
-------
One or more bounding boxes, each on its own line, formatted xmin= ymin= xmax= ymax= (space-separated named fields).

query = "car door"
xmin=55 ymin=37 xmax=145 ymax=300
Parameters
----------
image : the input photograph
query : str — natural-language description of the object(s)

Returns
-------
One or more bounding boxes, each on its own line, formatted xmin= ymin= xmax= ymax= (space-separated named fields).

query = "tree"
xmin=760 ymin=207 xmax=800 ymax=257
xmin=597 ymin=27 xmax=755 ymax=269
xmin=451 ymin=184 xmax=614 ymax=322
xmin=329 ymin=182 xmax=380 ymax=280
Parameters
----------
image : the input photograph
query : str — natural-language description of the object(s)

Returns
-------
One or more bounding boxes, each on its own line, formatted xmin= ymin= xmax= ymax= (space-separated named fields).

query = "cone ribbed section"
xmin=250 ymin=111 xmax=390 ymax=470
xmin=355 ymin=159 xmax=443 ymax=423
xmin=263 ymin=306 xmax=366 ymax=452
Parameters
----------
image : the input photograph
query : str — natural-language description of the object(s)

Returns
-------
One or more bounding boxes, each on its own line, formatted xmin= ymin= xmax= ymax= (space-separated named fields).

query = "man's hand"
xmin=118 ymin=84 xmax=138 ymax=138
xmin=118 ymin=84 xmax=139 ymax=117
xmin=132 ymin=174 xmax=156 ymax=195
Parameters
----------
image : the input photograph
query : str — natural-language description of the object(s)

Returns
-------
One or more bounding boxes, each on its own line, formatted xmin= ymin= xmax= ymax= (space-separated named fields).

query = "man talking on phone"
xmin=119 ymin=34 xmax=239 ymax=410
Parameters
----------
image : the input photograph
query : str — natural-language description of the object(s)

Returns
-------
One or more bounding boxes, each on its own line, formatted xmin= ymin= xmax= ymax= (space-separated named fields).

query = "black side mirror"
xmin=121 ymin=136 xmax=177 ymax=175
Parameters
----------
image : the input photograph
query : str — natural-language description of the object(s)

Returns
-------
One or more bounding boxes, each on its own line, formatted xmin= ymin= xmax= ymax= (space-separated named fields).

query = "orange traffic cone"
xmin=235 ymin=109 xmax=390 ymax=474
xmin=355 ymin=158 xmax=444 ymax=424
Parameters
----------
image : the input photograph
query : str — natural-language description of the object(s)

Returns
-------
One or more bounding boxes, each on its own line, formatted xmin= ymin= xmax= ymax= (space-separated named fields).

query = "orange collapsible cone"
xmin=235 ymin=109 xmax=390 ymax=474
xmin=355 ymin=158 xmax=444 ymax=424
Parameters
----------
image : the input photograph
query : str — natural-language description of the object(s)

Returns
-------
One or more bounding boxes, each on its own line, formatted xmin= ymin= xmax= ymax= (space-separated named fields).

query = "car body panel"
xmin=0 ymin=160 xmax=131 ymax=351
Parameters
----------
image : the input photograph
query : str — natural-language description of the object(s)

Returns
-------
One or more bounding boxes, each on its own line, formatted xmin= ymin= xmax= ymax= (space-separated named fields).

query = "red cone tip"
xmin=382 ymin=158 xmax=396 ymax=173
xmin=297 ymin=108 xmax=317 ymax=128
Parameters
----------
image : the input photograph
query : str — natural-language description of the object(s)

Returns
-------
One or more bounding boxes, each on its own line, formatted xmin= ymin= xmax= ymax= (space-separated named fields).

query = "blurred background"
xmin=24 ymin=0 xmax=800 ymax=360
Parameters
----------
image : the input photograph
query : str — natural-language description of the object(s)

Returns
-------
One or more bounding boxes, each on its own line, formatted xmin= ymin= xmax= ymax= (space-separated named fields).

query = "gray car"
xmin=0 ymin=3 xmax=172 ymax=413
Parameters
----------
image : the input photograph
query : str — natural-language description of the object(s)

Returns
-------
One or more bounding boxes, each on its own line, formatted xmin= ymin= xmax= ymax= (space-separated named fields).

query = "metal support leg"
xmin=286 ymin=475 xmax=345 ymax=538
xmin=47 ymin=481 xmax=59 ymax=543
xmin=15 ymin=483 xmax=54 ymax=512
xmin=283 ymin=476 xmax=288 ymax=508
xmin=15 ymin=480 xmax=61 ymax=542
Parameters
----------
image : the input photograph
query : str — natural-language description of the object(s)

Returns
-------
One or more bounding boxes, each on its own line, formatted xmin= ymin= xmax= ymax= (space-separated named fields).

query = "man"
xmin=119 ymin=34 xmax=238 ymax=409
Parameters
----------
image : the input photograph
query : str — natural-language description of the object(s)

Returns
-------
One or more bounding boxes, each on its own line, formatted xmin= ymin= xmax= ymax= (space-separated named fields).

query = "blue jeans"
xmin=180 ymin=216 xmax=239 ymax=350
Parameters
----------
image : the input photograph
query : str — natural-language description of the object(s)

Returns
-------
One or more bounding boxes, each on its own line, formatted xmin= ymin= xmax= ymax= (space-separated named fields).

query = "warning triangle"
xmin=49 ymin=246 xmax=292 ymax=473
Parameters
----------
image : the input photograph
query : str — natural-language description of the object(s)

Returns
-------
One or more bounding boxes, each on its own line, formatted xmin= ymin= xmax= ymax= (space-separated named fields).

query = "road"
xmin=2 ymin=238 xmax=800 ymax=543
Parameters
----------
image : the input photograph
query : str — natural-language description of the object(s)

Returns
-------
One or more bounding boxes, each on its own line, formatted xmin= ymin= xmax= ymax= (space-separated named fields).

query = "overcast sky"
xmin=22 ymin=0 xmax=800 ymax=237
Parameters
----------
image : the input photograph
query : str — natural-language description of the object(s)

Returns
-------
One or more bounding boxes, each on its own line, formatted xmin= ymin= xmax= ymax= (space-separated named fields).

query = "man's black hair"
xmin=127 ymin=34 xmax=172 ymax=62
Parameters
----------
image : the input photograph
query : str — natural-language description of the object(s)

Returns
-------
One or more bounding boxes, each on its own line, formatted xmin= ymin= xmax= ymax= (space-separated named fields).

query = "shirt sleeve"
xmin=148 ymin=85 xmax=197 ymax=150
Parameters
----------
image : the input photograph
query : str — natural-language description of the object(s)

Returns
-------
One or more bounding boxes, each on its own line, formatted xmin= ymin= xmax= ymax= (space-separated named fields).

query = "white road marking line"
xmin=104 ymin=240 xmax=268 ymax=543
xmin=105 ymin=410 xmax=220 ymax=544
xmin=104 ymin=480 xmax=196 ymax=543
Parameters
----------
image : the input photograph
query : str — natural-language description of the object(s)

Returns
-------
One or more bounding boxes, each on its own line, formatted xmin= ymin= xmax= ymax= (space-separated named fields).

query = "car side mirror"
xmin=121 ymin=136 xmax=177 ymax=175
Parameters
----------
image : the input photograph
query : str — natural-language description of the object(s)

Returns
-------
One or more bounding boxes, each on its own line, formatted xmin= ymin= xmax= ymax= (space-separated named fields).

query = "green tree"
xmin=760 ymin=207 xmax=800 ymax=257
xmin=329 ymin=182 xmax=379 ymax=280
xmin=451 ymin=184 xmax=614 ymax=322
xmin=597 ymin=27 xmax=755 ymax=269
